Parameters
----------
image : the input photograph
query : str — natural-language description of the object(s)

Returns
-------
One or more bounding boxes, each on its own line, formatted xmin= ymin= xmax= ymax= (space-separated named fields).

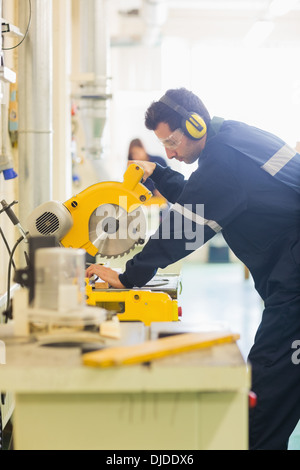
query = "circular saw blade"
xmin=88 ymin=203 xmax=147 ymax=257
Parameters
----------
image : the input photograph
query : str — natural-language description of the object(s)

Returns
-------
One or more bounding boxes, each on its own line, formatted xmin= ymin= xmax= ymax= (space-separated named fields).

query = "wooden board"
xmin=82 ymin=331 xmax=240 ymax=368
xmin=94 ymin=281 xmax=110 ymax=289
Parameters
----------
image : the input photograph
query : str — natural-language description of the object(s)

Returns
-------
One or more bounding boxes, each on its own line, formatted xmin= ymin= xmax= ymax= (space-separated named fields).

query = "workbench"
xmin=0 ymin=322 xmax=250 ymax=450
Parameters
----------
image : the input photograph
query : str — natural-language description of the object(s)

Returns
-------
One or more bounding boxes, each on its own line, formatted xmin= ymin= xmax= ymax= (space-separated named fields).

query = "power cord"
xmin=3 ymin=235 xmax=27 ymax=323
xmin=0 ymin=200 xmax=28 ymax=323
xmin=0 ymin=227 xmax=16 ymax=271
xmin=0 ymin=402 xmax=2 ymax=451
xmin=2 ymin=0 xmax=32 ymax=51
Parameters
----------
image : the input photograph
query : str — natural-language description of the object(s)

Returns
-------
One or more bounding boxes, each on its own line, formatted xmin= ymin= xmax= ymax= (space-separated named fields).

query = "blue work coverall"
xmin=119 ymin=117 xmax=300 ymax=450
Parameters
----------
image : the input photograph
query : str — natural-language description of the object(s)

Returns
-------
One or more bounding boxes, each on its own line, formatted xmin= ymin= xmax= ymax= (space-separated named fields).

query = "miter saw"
xmin=26 ymin=164 xmax=182 ymax=325
xmin=27 ymin=164 xmax=151 ymax=258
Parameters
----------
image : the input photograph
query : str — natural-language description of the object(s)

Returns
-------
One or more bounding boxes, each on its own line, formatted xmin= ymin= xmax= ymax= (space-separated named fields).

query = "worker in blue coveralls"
xmin=86 ymin=87 xmax=300 ymax=450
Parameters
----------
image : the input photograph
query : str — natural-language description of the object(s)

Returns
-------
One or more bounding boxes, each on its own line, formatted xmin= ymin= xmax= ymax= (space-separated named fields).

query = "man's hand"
xmin=128 ymin=160 xmax=156 ymax=182
xmin=85 ymin=264 xmax=125 ymax=289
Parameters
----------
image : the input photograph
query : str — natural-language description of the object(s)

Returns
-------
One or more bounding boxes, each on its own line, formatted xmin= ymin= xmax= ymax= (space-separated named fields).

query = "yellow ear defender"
xmin=159 ymin=94 xmax=207 ymax=140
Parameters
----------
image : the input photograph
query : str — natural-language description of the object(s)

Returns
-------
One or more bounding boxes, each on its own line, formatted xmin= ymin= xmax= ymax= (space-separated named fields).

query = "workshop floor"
xmin=180 ymin=261 xmax=261 ymax=360
xmin=179 ymin=261 xmax=300 ymax=451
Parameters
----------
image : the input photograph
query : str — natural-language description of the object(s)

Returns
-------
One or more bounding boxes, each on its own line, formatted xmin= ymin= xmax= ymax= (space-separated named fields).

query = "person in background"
xmin=87 ymin=87 xmax=300 ymax=450
xmin=128 ymin=138 xmax=167 ymax=196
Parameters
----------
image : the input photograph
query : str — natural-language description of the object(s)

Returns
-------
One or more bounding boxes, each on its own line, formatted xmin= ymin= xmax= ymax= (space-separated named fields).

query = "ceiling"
xmin=109 ymin=0 xmax=300 ymax=47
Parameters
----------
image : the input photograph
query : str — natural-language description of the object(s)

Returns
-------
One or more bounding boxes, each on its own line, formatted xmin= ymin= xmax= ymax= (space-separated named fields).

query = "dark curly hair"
xmin=145 ymin=88 xmax=211 ymax=135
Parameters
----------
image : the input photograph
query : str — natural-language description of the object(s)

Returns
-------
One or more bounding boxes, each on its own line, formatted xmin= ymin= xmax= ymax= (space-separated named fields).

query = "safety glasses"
xmin=158 ymin=128 xmax=184 ymax=149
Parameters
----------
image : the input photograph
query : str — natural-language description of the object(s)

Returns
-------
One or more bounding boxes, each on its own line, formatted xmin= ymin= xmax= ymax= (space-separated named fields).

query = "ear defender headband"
xmin=159 ymin=95 xmax=207 ymax=140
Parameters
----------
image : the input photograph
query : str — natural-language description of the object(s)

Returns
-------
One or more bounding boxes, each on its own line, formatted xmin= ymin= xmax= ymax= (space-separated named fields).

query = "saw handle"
xmin=123 ymin=164 xmax=146 ymax=190
xmin=126 ymin=161 xmax=156 ymax=186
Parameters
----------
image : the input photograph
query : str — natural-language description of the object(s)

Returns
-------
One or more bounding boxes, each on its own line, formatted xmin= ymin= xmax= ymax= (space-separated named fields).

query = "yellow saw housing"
xmin=61 ymin=164 xmax=152 ymax=256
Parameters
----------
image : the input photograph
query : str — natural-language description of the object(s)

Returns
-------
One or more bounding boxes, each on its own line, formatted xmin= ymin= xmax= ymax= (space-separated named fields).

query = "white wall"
xmin=106 ymin=37 xmax=300 ymax=186
xmin=190 ymin=45 xmax=300 ymax=147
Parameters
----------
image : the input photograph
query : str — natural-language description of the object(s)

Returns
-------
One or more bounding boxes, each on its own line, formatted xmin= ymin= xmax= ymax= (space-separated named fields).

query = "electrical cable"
xmin=2 ymin=0 xmax=32 ymax=51
xmin=0 ymin=227 xmax=16 ymax=271
xmin=0 ymin=402 xmax=2 ymax=451
xmin=4 ymin=235 xmax=26 ymax=324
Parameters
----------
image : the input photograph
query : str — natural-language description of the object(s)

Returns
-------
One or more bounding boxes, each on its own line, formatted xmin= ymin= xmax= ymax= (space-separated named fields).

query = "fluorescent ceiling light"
xmin=243 ymin=20 xmax=274 ymax=47
xmin=268 ymin=0 xmax=299 ymax=17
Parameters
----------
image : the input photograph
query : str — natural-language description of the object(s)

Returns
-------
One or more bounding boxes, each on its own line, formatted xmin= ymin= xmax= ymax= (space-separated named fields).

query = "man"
xmin=86 ymin=87 xmax=300 ymax=450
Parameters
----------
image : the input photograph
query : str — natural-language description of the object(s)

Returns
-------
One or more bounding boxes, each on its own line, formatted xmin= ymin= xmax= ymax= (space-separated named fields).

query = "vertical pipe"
xmin=79 ymin=0 xmax=111 ymax=160
xmin=0 ymin=0 xmax=3 ymax=113
xmin=52 ymin=0 xmax=72 ymax=200
xmin=18 ymin=0 xmax=53 ymax=224
xmin=0 ymin=0 xmax=2 ymax=147
xmin=0 ymin=0 xmax=2 ymax=58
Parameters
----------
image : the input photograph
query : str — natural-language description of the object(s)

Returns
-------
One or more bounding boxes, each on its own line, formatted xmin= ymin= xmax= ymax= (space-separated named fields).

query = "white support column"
xmin=52 ymin=0 xmax=72 ymax=200
xmin=18 ymin=0 xmax=53 ymax=222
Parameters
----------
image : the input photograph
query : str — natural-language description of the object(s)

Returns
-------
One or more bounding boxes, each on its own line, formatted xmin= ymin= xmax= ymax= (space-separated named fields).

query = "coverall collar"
xmin=198 ymin=116 xmax=224 ymax=162
xmin=206 ymin=116 xmax=225 ymax=142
